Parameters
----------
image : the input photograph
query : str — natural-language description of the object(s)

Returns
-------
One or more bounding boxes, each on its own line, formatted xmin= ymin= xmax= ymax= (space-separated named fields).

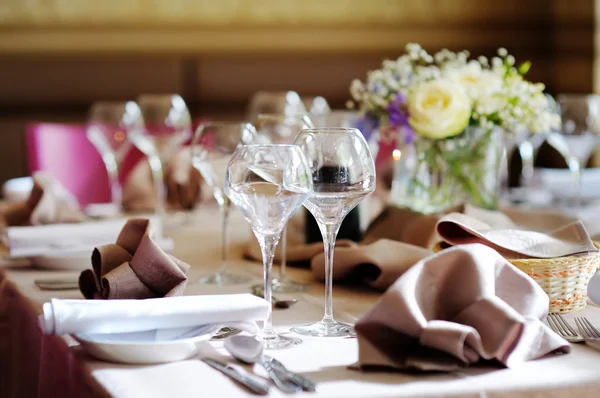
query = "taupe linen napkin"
xmin=437 ymin=212 xmax=597 ymax=259
xmin=122 ymin=148 xmax=202 ymax=211
xmin=79 ymin=218 xmax=190 ymax=299
xmin=354 ymin=244 xmax=570 ymax=372
xmin=2 ymin=173 xmax=84 ymax=226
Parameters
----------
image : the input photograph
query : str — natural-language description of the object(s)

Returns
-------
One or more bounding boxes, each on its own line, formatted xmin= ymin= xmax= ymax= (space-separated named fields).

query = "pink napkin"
xmin=437 ymin=212 xmax=597 ymax=258
xmin=79 ymin=218 xmax=190 ymax=299
xmin=355 ymin=244 xmax=570 ymax=372
xmin=2 ymin=173 xmax=84 ymax=226
xmin=122 ymin=147 xmax=202 ymax=211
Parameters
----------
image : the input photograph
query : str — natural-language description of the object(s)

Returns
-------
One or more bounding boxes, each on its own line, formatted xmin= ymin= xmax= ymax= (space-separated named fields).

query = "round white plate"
xmin=537 ymin=167 xmax=600 ymax=200
xmin=74 ymin=324 xmax=221 ymax=364
xmin=30 ymin=237 xmax=175 ymax=271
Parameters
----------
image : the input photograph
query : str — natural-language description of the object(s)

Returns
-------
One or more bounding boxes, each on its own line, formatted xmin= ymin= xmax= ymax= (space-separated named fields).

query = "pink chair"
xmin=25 ymin=123 xmax=144 ymax=206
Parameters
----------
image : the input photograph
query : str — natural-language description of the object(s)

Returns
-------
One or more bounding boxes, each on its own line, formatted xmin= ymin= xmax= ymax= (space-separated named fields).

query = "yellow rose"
xmin=408 ymin=79 xmax=472 ymax=139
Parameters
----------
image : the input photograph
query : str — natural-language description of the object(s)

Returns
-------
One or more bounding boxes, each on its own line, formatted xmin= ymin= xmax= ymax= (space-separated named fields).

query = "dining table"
xmin=2 ymin=203 xmax=600 ymax=398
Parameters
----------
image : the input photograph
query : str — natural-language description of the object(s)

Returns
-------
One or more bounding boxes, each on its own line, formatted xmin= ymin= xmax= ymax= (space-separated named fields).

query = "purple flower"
xmin=385 ymin=93 xmax=415 ymax=144
xmin=354 ymin=114 xmax=379 ymax=141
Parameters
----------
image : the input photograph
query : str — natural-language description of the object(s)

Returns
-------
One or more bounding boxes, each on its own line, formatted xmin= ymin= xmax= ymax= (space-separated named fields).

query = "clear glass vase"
xmin=404 ymin=126 xmax=504 ymax=214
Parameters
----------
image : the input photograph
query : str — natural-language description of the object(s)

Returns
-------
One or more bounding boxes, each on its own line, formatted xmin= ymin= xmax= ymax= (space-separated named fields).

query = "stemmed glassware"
xmin=253 ymin=113 xmax=314 ymax=293
xmin=191 ymin=122 xmax=258 ymax=285
xmin=224 ymin=145 xmax=312 ymax=349
xmin=126 ymin=94 xmax=192 ymax=228
xmin=291 ymin=128 xmax=376 ymax=337
xmin=246 ymin=91 xmax=307 ymax=121
xmin=86 ymin=101 xmax=137 ymax=212
xmin=552 ymin=94 xmax=600 ymax=206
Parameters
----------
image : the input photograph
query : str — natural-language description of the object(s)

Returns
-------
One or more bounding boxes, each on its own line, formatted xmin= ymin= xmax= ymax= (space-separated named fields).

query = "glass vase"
xmin=405 ymin=126 xmax=504 ymax=214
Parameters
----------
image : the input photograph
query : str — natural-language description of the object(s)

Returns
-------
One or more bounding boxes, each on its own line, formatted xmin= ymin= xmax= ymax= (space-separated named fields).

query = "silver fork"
xmin=574 ymin=317 xmax=600 ymax=341
xmin=546 ymin=313 xmax=584 ymax=343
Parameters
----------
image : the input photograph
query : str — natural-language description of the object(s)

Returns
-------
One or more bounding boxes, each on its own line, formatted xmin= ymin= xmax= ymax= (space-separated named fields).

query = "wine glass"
xmin=126 ymin=94 xmax=192 ymax=228
xmin=224 ymin=144 xmax=312 ymax=349
xmin=246 ymin=91 xmax=307 ymax=121
xmin=292 ymin=128 xmax=376 ymax=337
xmin=191 ymin=122 xmax=258 ymax=285
xmin=86 ymin=101 xmax=136 ymax=212
xmin=253 ymin=113 xmax=314 ymax=293
xmin=554 ymin=94 xmax=600 ymax=206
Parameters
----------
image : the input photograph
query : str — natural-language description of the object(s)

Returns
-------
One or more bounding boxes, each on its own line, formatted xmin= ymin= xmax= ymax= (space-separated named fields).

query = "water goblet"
xmin=224 ymin=144 xmax=312 ymax=349
xmin=191 ymin=122 xmax=258 ymax=285
xmin=554 ymin=94 xmax=600 ymax=207
xmin=291 ymin=128 xmax=376 ymax=337
xmin=86 ymin=101 xmax=137 ymax=212
xmin=126 ymin=94 xmax=192 ymax=230
xmin=253 ymin=113 xmax=314 ymax=293
xmin=246 ymin=90 xmax=307 ymax=121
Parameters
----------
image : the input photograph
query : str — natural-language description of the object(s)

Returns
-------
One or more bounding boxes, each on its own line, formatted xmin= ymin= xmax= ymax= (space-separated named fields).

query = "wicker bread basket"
xmin=433 ymin=241 xmax=600 ymax=313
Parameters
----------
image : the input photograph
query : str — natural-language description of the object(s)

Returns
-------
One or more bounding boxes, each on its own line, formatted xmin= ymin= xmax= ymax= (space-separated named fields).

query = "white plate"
xmin=30 ymin=237 xmax=175 ymax=270
xmin=74 ymin=324 xmax=221 ymax=364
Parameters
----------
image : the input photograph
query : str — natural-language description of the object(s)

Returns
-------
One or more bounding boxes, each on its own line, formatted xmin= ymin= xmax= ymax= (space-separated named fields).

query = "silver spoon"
xmin=224 ymin=336 xmax=300 ymax=393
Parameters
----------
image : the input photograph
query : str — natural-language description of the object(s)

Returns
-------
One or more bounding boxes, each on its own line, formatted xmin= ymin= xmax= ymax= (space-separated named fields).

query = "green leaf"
xmin=518 ymin=61 xmax=531 ymax=75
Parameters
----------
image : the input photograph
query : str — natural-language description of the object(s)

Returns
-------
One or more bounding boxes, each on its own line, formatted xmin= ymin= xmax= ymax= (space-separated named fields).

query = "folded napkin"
xmin=122 ymin=147 xmax=202 ymax=211
xmin=354 ymin=244 xmax=570 ymax=372
xmin=5 ymin=218 xmax=137 ymax=258
xmin=39 ymin=294 xmax=270 ymax=336
xmin=311 ymin=239 xmax=431 ymax=291
xmin=437 ymin=212 xmax=597 ymax=258
xmin=79 ymin=218 xmax=189 ymax=299
xmin=2 ymin=172 xmax=84 ymax=226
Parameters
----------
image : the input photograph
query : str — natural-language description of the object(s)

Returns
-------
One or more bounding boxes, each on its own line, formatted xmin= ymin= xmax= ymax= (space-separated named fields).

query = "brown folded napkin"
xmin=122 ymin=147 xmax=202 ymax=212
xmin=79 ymin=218 xmax=190 ymax=299
xmin=437 ymin=212 xmax=597 ymax=259
xmin=354 ymin=244 xmax=570 ymax=372
xmin=311 ymin=239 xmax=431 ymax=290
xmin=2 ymin=172 xmax=85 ymax=226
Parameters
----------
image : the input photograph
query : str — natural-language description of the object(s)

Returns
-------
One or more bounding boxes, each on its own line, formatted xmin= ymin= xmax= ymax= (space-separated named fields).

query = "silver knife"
xmin=266 ymin=356 xmax=318 ymax=392
xmin=202 ymin=358 xmax=270 ymax=395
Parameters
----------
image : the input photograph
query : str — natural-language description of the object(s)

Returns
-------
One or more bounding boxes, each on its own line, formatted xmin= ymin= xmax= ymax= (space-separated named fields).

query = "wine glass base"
xmin=291 ymin=320 xmax=354 ymax=337
xmin=272 ymin=277 xmax=310 ymax=293
xmin=263 ymin=335 xmax=298 ymax=350
xmin=196 ymin=271 xmax=252 ymax=285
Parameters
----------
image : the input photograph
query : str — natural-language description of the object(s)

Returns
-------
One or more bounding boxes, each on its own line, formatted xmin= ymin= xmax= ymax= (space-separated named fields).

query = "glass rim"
xmin=297 ymin=127 xmax=360 ymax=133
xmin=237 ymin=143 xmax=300 ymax=150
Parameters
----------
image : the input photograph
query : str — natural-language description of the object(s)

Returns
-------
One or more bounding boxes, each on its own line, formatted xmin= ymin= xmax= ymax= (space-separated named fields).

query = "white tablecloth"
xmin=3 ymin=204 xmax=600 ymax=398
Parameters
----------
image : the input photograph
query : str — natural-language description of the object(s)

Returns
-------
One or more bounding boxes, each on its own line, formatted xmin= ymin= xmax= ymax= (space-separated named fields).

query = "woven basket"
xmin=433 ymin=241 xmax=600 ymax=313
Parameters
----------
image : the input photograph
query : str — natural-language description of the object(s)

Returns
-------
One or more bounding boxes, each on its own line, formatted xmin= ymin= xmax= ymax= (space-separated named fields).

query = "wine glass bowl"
xmin=191 ymin=122 xmax=258 ymax=285
xmin=292 ymin=128 xmax=376 ymax=337
xmin=224 ymin=144 xmax=313 ymax=349
xmin=87 ymin=101 xmax=138 ymax=211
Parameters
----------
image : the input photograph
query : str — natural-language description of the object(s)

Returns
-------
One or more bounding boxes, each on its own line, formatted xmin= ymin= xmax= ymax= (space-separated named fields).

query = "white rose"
xmin=408 ymin=79 xmax=472 ymax=139
xmin=446 ymin=62 xmax=503 ymax=100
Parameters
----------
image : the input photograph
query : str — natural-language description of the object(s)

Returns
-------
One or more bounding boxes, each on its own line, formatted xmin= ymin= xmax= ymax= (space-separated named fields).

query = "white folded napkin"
xmin=39 ymin=294 xmax=270 ymax=337
xmin=5 ymin=217 xmax=161 ymax=258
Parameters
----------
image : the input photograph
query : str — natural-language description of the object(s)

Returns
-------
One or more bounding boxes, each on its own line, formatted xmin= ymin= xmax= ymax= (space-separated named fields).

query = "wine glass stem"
xmin=219 ymin=199 xmax=231 ymax=276
xmin=518 ymin=139 xmax=534 ymax=186
xmin=258 ymin=234 xmax=279 ymax=339
xmin=102 ymin=153 xmax=122 ymax=209
xmin=567 ymin=156 xmax=582 ymax=207
xmin=319 ymin=223 xmax=340 ymax=323
xmin=147 ymin=154 xmax=166 ymax=232
xmin=279 ymin=227 xmax=287 ymax=280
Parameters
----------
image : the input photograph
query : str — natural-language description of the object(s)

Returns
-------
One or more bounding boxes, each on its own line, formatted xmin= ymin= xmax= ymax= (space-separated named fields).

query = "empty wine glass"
xmin=191 ymin=122 xmax=258 ymax=285
xmin=246 ymin=91 xmax=307 ymax=121
xmin=253 ymin=113 xmax=315 ymax=293
xmin=291 ymin=128 xmax=376 ymax=337
xmin=224 ymin=144 xmax=312 ymax=349
xmin=126 ymin=94 xmax=192 ymax=229
xmin=86 ymin=101 xmax=136 ymax=212
xmin=554 ymin=94 xmax=600 ymax=206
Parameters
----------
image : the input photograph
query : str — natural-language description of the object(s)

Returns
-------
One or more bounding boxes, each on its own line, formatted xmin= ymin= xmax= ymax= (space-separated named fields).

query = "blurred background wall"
xmin=0 ymin=0 xmax=595 ymax=182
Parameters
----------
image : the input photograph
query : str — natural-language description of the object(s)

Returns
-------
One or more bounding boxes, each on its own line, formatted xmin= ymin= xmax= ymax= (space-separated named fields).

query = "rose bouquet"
xmin=350 ymin=44 xmax=560 ymax=213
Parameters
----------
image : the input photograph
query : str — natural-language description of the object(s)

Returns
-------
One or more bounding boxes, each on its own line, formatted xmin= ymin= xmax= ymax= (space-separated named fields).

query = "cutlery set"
xmin=205 ymin=335 xmax=317 ymax=394
xmin=547 ymin=313 xmax=600 ymax=349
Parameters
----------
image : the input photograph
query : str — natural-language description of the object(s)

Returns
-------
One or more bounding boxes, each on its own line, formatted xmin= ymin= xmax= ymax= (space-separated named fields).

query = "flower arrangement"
xmin=349 ymin=44 xmax=560 ymax=213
